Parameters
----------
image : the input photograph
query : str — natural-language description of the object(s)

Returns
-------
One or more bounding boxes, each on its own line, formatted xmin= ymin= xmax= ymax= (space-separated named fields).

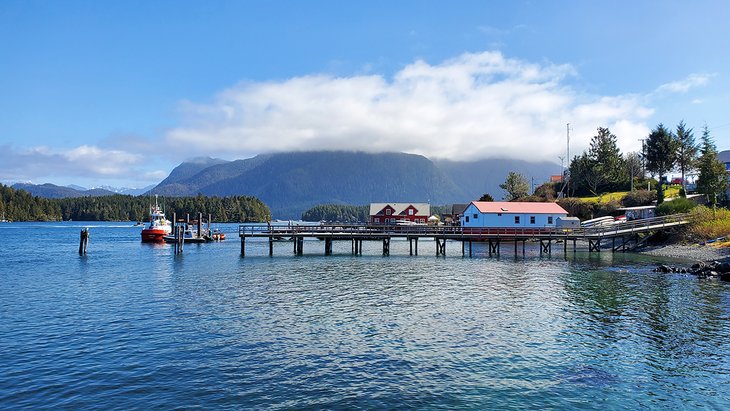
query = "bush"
xmin=656 ymin=197 xmax=696 ymax=216
xmin=594 ymin=200 xmax=621 ymax=217
xmin=687 ymin=206 xmax=730 ymax=241
xmin=557 ymin=198 xmax=594 ymax=220
xmin=621 ymin=190 xmax=657 ymax=207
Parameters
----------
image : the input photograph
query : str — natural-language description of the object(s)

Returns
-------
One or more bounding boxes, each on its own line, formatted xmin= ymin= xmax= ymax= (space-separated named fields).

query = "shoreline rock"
xmin=654 ymin=260 xmax=730 ymax=281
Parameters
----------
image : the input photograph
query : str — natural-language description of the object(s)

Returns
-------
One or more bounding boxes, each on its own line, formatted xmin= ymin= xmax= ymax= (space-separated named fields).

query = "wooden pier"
xmin=238 ymin=214 xmax=690 ymax=257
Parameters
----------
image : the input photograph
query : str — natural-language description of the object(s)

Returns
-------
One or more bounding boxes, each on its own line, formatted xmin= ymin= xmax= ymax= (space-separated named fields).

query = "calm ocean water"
xmin=0 ymin=222 xmax=729 ymax=409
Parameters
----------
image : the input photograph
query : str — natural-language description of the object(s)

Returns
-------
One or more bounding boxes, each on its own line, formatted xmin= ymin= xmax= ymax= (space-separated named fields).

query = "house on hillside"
xmin=369 ymin=203 xmax=430 ymax=225
xmin=460 ymin=201 xmax=568 ymax=229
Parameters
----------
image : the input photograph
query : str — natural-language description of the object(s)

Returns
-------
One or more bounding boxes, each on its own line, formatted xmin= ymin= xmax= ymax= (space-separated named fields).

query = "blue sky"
xmin=1 ymin=0 xmax=729 ymax=188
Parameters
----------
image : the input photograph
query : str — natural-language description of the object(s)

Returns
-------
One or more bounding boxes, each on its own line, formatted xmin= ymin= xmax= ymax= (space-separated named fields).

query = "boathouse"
xmin=369 ymin=203 xmax=430 ymax=225
xmin=460 ymin=201 xmax=568 ymax=228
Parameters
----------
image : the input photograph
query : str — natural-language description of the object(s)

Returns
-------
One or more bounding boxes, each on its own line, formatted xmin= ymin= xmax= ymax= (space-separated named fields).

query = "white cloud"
xmin=0 ymin=144 xmax=147 ymax=183
xmin=655 ymin=73 xmax=713 ymax=94
xmin=165 ymin=51 xmax=653 ymax=163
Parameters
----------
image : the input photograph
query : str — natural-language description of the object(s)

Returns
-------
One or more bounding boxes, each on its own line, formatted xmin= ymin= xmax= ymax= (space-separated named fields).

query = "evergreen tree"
xmin=675 ymin=120 xmax=698 ymax=195
xmin=478 ymin=193 xmax=494 ymax=201
xmin=499 ymin=172 xmax=529 ymax=201
xmin=696 ymin=125 xmax=728 ymax=208
xmin=588 ymin=127 xmax=626 ymax=192
xmin=645 ymin=124 xmax=678 ymax=204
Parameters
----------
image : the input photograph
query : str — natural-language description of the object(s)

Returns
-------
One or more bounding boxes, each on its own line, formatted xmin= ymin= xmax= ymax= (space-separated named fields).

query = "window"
xmin=498 ymin=213 xmax=502 ymax=216
xmin=375 ymin=217 xmax=380 ymax=223
xmin=514 ymin=216 xmax=520 ymax=224
xmin=530 ymin=216 xmax=535 ymax=224
xmin=548 ymin=216 xmax=553 ymax=224
xmin=386 ymin=209 xmax=392 ymax=216
xmin=473 ymin=213 xmax=478 ymax=219
xmin=408 ymin=209 xmax=414 ymax=215
xmin=465 ymin=216 xmax=470 ymax=223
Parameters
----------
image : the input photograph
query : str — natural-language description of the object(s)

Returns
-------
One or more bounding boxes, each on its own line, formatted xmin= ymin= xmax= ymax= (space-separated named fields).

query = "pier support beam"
xmin=589 ymin=239 xmax=601 ymax=252
xmin=297 ymin=237 xmax=304 ymax=255
xmin=435 ymin=237 xmax=446 ymax=256
xmin=488 ymin=239 xmax=500 ymax=256
xmin=269 ymin=236 xmax=274 ymax=256
xmin=540 ymin=239 xmax=552 ymax=255
xmin=240 ymin=236 xmax=245 ymax=257
xmin=383 ymin=237 xmax=391 ymax=256
xmin=324 ymin=238 xmax=333 ymax=255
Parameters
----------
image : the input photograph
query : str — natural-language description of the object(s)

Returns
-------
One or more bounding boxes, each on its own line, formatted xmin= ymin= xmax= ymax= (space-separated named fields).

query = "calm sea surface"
xmin=1 ymin=222 xmax=729 ymax=409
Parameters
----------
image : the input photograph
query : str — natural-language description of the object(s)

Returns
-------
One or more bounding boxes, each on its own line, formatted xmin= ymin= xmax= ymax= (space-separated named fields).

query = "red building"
xmin=369 ymin=203 xmax=430 ymax=225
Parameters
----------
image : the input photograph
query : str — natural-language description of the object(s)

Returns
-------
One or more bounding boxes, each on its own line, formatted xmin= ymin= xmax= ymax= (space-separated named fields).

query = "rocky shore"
xmin=641 ymin=243 xmax=730 ymax=280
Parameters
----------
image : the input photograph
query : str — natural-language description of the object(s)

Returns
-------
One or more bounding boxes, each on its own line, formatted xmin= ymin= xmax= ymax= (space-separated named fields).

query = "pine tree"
xmin=645 ymin=124 xmax=678 ymax=204
xmin=675 ymin=120 xmax=698 ymax=195
xmin=696 ymin=125 xmax=728 ymax=208
xmin=499 ymin=172 xmax=529 ymax=201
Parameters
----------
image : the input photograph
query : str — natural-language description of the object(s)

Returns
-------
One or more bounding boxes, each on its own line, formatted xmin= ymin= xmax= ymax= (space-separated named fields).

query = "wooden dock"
xmin=238 ymin=214 xmax=690 ymax=257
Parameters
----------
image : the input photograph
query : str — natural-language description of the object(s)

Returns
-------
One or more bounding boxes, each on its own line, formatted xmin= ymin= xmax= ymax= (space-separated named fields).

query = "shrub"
xmin=687 ymin=206 xmax=730 ymax=241
xmin=594 ymin=200 xmax=621 ymax=217
xmin=621 ymin=190 xmax=657 ymax=207
xmin=656 ymin=197 xmax=696 ymax=216
xmin=557 ymin=198 xmax=594 ymax=220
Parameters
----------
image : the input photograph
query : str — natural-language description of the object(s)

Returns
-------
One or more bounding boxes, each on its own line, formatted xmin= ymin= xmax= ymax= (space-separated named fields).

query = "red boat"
xmin=141 ymin=196 xmax=172 ymax=242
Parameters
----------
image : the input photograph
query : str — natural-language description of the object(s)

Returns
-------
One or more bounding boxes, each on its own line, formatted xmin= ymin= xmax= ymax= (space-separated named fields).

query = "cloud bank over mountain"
xmin=4 ymin=50 xmax=712 ymax=186
xmin=166 ymin=51 xmax=654 ymax=162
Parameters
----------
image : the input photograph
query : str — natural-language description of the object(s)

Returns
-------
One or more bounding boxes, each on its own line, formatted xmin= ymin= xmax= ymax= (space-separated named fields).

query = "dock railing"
xmin=239 ymin=213 xmax=691 ymax=240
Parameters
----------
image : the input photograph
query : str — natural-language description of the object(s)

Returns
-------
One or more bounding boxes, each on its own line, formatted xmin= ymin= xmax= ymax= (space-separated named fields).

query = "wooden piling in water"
xmin=78 ymin=228 xmax=89 ymax=255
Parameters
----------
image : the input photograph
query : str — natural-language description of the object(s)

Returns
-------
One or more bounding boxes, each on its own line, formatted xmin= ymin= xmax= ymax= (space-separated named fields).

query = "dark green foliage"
xmin=557 ymin=198 xmax=594 ymax=220
xmin=621 ymin=190 xmax=657 ymax=207
xmin=675 ymin=121 xmax=698 ymax=191
xmin=0 ymin=184 xmax=270 ymax=222
xmin=500 ymin=171 xmax=529 ymax=200
xmin=645 ymin=124 xmax=679 ymax=204
xmin=533 ymin=182 xmax=558 ymax=200
xmin=594 ymin=200 xmax=621 ymax=217
xmin=479 ymin=193 xmax=494 ymax=201
xmin=696 ymin=125 xmax=728 ymax=207
xmin=568 ymin=127 xmax=629 ymax=196
xmin=0 ymin=184 xmax=62 ymax=221
xmin=656 ymin=198 xmax=696 ymax=216
xmin=301 ymin=204 xmax=369 ymax=222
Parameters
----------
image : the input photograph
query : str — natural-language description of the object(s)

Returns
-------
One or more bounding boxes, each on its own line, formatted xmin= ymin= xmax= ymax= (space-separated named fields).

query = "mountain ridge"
xmin=150 ymin=151 xmax=558 ymax=218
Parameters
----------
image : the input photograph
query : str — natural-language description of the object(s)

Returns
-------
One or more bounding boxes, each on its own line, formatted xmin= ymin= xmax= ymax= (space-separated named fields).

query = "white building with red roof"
xmin=460 ymin=201 xmax=568 ymax=228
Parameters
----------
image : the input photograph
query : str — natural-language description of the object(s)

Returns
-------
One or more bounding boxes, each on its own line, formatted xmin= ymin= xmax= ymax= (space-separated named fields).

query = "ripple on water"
xmin=0 ymin=223 xmax=729 ymax=409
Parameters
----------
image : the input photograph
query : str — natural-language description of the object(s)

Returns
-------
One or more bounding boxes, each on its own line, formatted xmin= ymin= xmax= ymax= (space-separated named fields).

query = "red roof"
xmin=472 ymin=201 xmax=567 ymax=214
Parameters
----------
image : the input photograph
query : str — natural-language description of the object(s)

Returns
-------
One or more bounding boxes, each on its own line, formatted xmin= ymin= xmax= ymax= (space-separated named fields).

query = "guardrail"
xmin=239 ymin=213 xmax=690 ymax=239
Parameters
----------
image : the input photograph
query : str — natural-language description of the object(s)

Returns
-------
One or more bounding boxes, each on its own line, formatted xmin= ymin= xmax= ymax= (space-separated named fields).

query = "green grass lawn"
xmin=578 ymin=185 xmax=681 ymax=204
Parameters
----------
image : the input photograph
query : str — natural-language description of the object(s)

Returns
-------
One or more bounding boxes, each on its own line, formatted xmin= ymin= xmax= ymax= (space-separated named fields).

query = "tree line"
xmin=0 ymin=185 xmax=271 ymax=222
xmin=496 ymin=122 xmax=728 ymax=206
xmin=301 ymin=204 xmax=452 ymax=223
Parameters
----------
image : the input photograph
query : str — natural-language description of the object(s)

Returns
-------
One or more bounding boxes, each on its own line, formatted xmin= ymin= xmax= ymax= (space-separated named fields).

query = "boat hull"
xmin=141 ymin=228 xmax=169 ymax=243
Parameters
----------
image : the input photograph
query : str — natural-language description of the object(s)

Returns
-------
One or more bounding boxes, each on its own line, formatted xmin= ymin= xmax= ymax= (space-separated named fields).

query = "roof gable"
xmin=369 ymin=203 xmax=430 ymax=216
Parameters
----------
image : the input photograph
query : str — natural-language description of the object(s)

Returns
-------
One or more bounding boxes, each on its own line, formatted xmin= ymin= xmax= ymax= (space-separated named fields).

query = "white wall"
xmin=460 ymin=204 xmax=566 ymax=228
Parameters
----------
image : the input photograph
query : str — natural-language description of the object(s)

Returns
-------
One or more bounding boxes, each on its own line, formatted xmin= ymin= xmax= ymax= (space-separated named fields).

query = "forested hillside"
xmin=0 ymin=184 xmax=270 ymax=222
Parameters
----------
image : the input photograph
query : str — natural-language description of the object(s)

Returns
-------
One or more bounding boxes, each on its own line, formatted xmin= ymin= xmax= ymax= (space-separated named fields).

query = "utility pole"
xmin=565 ymin=123 xmax=571 ymax=198
xmin=638 ymin=138 xmax=646 ymax=179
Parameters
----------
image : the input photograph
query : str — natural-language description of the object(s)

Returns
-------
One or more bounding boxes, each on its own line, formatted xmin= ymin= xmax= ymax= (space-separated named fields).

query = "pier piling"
xmin=78 ymin=228 xmax=89 ymax=255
